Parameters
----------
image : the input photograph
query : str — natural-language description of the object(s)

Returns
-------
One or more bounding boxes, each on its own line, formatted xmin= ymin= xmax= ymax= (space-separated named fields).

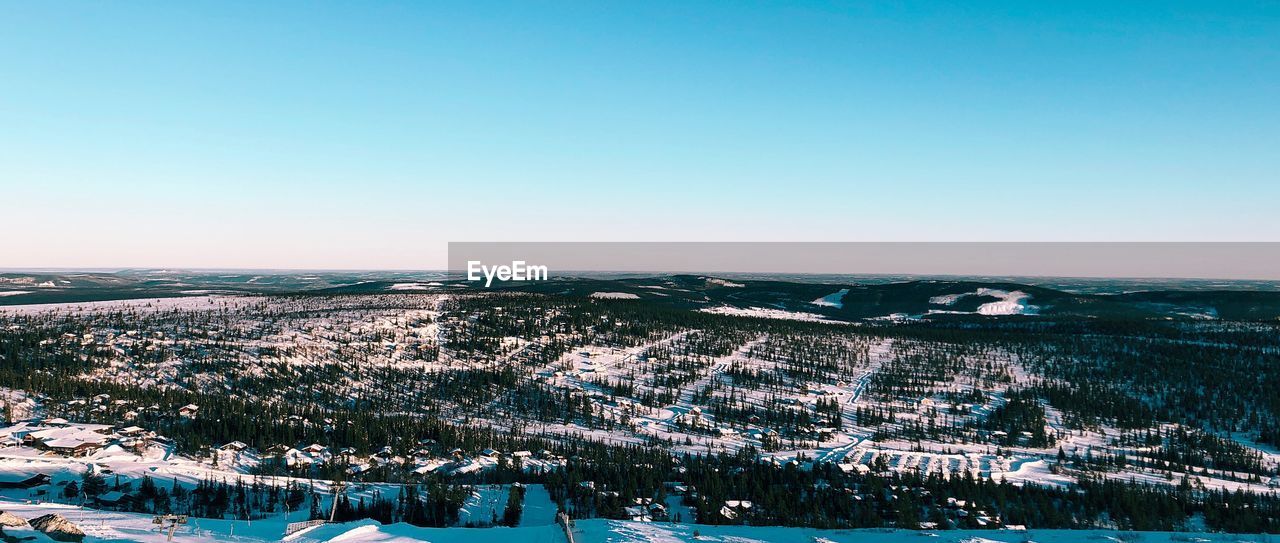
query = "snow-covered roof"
xmin=28 ymin=425 xmax=112 ymax=449
xmin=97 ymin=491 xmax=127 ymax=503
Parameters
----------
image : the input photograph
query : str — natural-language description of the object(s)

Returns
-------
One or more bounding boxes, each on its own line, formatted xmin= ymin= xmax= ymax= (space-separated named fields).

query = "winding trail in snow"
xmin=813 ymin=338 xmax=892 ymax=464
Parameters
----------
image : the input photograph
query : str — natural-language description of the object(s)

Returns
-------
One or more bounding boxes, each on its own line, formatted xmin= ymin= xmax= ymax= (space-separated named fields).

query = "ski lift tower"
xmin=152 ymin=515 xmax=188 ymax=542
xmin=329 ymin=481 xmax=347 ymax=523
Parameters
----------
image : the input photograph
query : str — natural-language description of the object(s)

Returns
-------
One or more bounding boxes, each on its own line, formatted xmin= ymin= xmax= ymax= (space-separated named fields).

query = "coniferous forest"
xmin=1 ymin=278 xmax=1279 ymax=534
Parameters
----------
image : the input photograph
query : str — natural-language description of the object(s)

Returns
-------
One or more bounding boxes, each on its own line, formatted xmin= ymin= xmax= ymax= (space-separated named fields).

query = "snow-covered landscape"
xmin=7 ymin=0 xmax=1278 ymax=537
xmin=1 ymin=272 xmax=1279 ymax=541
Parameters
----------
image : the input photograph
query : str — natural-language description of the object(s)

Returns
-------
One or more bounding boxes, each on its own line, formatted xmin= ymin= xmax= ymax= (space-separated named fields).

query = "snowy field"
xmin=698 ymin=305 xmax=833 ymax=322
xmin=576 ymin=521 xmax=1270 ymax=543
xmin=0 ymin=499 xmax=1255 ymax=543
xmin=0 ymin=295 xmax=246 ymax=315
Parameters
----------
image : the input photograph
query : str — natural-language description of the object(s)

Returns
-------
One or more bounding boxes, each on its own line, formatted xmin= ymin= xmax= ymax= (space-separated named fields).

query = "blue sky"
xmin=1 ymin=1 xmax=1277 ymax=268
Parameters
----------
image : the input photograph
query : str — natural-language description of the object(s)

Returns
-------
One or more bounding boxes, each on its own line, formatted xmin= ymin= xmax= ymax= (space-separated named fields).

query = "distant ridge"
xmin=7 ymin=270 xmax=1280 ymax=321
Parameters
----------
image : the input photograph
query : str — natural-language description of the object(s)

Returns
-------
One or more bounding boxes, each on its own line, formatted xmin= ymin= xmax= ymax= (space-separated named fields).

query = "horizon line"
xmin=3 ymin=267 xmax=1280 ymax=284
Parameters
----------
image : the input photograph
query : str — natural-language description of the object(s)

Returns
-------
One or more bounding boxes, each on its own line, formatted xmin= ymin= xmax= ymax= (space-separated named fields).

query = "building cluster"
xmin=214 ymin=439 xmax=565 ymax=479
xmin=0 ymin=418 xmax=160 ymax=457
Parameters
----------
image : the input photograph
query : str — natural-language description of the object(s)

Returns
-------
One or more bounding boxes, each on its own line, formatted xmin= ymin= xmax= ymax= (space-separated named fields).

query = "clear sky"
xmin=1 ymin=1 xmax=1277 ymax=269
